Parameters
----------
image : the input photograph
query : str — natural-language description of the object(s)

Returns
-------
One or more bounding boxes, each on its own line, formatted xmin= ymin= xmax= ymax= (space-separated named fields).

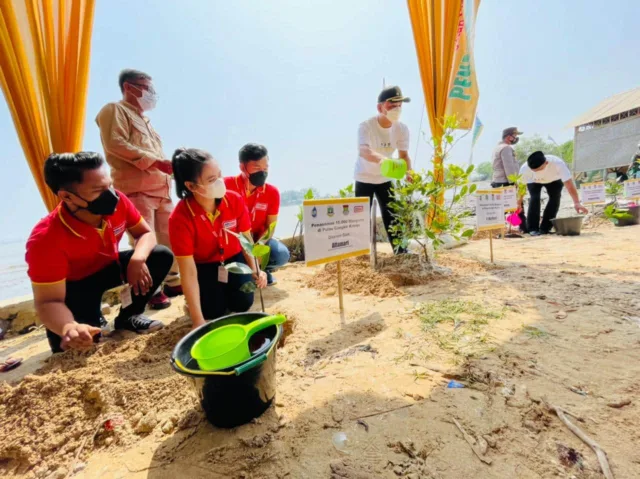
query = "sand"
xmin=1 ymin=221 xmax=640 ymax=479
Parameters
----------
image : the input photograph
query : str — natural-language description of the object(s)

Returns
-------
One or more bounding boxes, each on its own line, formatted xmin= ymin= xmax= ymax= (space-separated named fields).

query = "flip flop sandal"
xmin=0 ymin=357 xmax=23 ymax=372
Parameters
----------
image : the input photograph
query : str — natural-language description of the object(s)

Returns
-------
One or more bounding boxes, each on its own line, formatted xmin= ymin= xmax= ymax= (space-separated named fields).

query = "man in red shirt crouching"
xmin=225 ymin=143 xmax=289 ymax=285
xmin=26 ymin=152 xmax=174 ymax=353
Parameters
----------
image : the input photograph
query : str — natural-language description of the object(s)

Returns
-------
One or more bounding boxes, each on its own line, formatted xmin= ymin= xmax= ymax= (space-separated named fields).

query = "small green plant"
xmin=522 ymin=325 xmax=548 ymax=339
xmin=390 ymin=116 xmax=475 ymax=262
xmin=414 ymin=299 xmax=505 ymax=359
xmin=603 ymin=180 xmax=634 ymax=225
xmin=224 ymin=224 xmax=277 ymax=310
xmin=338 ymin=183 xmax=355 ymax=198
xmin=603 ymin=204 xmax=633 ymax=225
xmin=605 ymin=179 xmax=624 ymax=198
xmin=290 ymin=188 xmax=315 ymax=261
xmin=507 ymin=173 xmax=527 ymax=202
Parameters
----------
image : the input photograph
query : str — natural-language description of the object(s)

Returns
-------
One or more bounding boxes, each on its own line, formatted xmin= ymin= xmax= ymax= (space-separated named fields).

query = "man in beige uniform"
xmin=96 ymin=69 xmax=180 ymax=309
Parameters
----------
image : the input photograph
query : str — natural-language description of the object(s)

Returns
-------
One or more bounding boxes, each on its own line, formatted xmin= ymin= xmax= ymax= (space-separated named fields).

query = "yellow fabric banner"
xmin=444 ymin=0 xmax=480 ymax=130
xmin=407 ymin=0 xmax=463 ymax=225
xmin=0 ymin=0 xmax=96 ymax=212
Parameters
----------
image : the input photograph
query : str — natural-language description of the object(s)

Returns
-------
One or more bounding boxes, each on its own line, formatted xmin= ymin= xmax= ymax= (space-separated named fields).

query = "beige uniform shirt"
xmin=491 ymin=141 xmax=520 ymax=184
xmin=96 ymin=100 xmax=171 ymax=198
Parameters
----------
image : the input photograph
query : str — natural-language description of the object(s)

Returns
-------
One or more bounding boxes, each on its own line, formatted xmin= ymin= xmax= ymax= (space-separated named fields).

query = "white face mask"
xmin=386 ymin=107 xmax=402 ymax=123
xmin=196 ymin=178 xmax=226 ymax=199
xmin=138 ymin=89 xmax=157 ymax=111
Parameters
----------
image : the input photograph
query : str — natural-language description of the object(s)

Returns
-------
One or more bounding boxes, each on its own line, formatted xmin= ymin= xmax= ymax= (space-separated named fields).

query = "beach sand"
xmin=1 ymin=221 xmax=639 ymax=479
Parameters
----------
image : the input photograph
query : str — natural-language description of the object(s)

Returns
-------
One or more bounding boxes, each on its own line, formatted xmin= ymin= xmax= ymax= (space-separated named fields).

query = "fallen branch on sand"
xmin=451 ymin=417 xmax=492 ymax=465
xmin=351 ymin=403 xmax=414 ymax=421
xmin=546 ymin=403 xmax=614 ymax=479
xmin=64 ymin=415 xmax=106 ymax=479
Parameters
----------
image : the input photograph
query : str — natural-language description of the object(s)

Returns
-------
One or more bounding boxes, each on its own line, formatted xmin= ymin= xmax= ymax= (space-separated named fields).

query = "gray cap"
xmin=502 ymin=127 xmax=523 ymax=138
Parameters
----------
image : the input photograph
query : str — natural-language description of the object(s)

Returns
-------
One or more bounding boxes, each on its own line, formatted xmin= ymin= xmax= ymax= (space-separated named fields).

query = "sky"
xmin=1 ymin=0 xmax=639 ymax=242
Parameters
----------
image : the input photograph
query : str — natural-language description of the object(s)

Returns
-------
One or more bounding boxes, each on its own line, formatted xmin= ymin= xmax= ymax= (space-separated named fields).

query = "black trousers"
xmin=491 ymin=181 xmax=528 ymax=233
xmin=196 ymin=253 xmax=255 ymax=320
xmin=355 ymin=181 xmax=406 ymax=254
xmin=47 ymin=245 xmax=174 ymax=353
xmin=527 ymin=179 xmax=564 ymax=233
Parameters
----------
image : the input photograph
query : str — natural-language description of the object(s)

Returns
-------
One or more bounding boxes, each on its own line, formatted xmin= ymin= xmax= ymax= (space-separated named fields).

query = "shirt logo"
xmin=255 ymin=203 xmax=268 ymax=211
xmin=223 ymin=220 xmax=237 ymax=229
xmin=113 ymin=222 xmax=126 ymax=237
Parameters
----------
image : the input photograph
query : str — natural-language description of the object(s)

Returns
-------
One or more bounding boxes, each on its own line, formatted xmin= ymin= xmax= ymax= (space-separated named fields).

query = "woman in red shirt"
xmin=169 ymin=148 xmax=267 ymax=329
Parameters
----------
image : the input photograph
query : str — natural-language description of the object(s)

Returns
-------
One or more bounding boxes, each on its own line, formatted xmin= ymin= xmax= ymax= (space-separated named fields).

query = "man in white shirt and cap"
xmin=355 ymin=86 xmax=412 ymax=254
xmin=520 ymin=151 xmax=588 ymax=236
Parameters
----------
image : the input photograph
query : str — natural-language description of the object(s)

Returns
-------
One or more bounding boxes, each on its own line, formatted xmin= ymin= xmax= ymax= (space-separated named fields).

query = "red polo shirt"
xmin=25 ymin=191 xmax=142 ymax=284
xmin=168 ymin=191 xmax=251 ymax=264
xmin=224 ymin=175 xmax=280 ymax=240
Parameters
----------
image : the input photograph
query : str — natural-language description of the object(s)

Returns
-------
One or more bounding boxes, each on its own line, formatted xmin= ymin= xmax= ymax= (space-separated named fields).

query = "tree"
xmin=474 ymin=161 xmax=493 ymax=180
xmin=513 ymin=135 xmax=573 ymax=166
xmin=558 ymin=140 xmax=574 ymax=165
xmin=390 ymin=116 xmax=475 ymax=262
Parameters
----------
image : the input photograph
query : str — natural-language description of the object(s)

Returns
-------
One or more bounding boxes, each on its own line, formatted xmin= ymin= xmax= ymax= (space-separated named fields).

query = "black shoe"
xmin=540 ymin=230 xmax=554 ymax=235
xmin=114 ymin=314 xmax=164 ymax=334
xmin=529 ymin=231 xmax=541 ymax=237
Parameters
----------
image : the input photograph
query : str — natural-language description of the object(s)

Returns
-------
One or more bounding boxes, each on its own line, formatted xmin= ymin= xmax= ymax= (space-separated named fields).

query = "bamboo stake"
xmin=337 ymin=260 xmax=344 ymax=312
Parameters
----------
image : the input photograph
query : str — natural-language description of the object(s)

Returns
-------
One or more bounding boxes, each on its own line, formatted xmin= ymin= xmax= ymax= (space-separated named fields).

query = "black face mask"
xmin=76 ymin=188 xmax=119 ymax=216
xmin=511 ymin=136 xmax=519 ymax=145
xmin=248 ymin=171 xmax=268 ymax=187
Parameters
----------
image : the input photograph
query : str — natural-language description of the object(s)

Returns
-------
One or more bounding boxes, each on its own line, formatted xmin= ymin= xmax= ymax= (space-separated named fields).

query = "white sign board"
xmin=580 ymin=182 xmax=606 ymax=205
xmin=303 ymin=197 xmax=371 ymax=266
xmin=624 ymin=179 xmax=640 ymax=200
xmin=501 ymin=186 xmax=518 ymax=212
xmin=475 ymin=190 xmax=505 ymax=232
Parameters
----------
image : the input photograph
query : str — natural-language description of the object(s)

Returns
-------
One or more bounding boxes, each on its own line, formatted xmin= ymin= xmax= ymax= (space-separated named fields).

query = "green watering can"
xmin=191 ymin=314 xmax=287 ymax=371
xmin=380 ymin=158 xmax=407 ymax=180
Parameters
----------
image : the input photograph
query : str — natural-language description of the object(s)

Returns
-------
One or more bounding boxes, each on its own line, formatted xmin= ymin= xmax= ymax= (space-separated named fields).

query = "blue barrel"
xmin=170 ymin=312 xmax=283 ymax=428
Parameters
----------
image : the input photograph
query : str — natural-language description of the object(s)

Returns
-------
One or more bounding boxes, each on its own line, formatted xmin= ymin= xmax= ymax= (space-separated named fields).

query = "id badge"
xmin=120 ymin=285 xmax=133 ymax=308
xmin=218 ymin=265 xmax=229 ymax=284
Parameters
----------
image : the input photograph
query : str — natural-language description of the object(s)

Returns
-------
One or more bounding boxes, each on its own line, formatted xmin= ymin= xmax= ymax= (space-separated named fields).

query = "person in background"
xmin=521 ymin=151 xmax=588 ymax=236
xmin=169 ymin=148 xmax=267 ymax=329
xmin=95 ymin=69 xmax=180 ymax=310
xmin=491 ymin=127 xmax=522 ymax=187
xmin=491 ymin=127 xmax=527 ymax=232
xmin=355 ymin=86 xmax=412 ymax=254
xmin=626 ymin=142 xmax=640 ymax=180
xmin=224 ymin=143 xmax=289 ymax=285
xmin=26 ymin=152 xmax=173 ymax=353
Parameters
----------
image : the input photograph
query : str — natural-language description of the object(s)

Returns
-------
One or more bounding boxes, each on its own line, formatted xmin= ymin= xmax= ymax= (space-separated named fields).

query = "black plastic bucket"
xmin=170 ymin=312 xmax=283 ymax=428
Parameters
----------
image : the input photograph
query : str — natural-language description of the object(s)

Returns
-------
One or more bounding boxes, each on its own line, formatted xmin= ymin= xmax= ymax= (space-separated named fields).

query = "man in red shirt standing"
xmin=224 ymin=143 xmax=289 ymax=285
xmin=25 ymin=152 xmax=173 ymax=353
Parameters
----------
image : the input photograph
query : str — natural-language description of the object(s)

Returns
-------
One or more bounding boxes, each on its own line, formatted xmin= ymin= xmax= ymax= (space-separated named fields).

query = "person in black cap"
xmin=355 ymin=85 xmax=412 ymax=254
xmin=520 ymin=151 xmax=588 ymax=236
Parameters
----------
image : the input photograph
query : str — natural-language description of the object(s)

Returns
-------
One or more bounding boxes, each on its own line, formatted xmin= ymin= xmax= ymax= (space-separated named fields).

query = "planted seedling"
xmin=224 ymin=222 xmax=278 ymax=311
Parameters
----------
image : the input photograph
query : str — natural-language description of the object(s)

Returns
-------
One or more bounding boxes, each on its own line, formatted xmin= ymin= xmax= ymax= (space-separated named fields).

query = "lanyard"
xmin=203 ymin=211 xmax=229 ymax=264
xmin=98 ymin=219 xmax=126 ymax=284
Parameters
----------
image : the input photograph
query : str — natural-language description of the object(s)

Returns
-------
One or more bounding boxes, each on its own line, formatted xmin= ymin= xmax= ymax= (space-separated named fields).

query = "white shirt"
xmin=355 ymin=117 xmax=410 ymax=184
xmin=519 ymin=154 xmax=571 ymax=184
